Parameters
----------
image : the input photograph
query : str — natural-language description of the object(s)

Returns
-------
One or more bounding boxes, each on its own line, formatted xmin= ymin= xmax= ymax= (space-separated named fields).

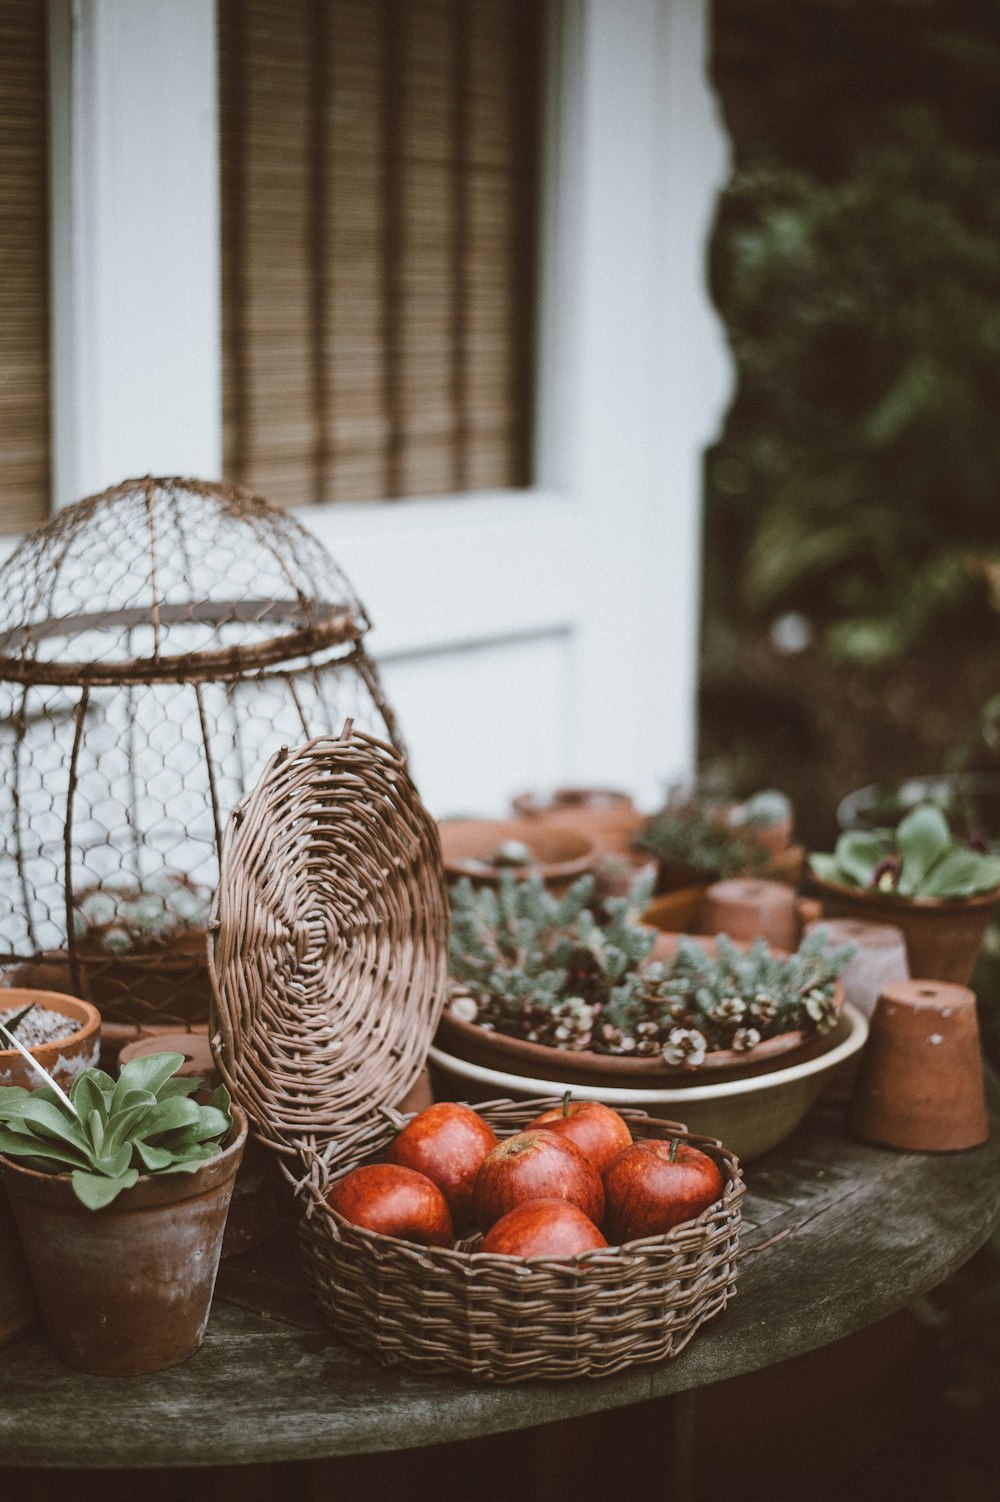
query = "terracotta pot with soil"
xmin=1 ymin=1106 xmax=248 ymax=1375
xmin=0 ymin=990 xmax=101 ymax=1091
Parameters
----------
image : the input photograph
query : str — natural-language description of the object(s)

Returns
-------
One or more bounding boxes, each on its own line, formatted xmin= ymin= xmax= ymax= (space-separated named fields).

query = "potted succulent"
xmin=809 ymin=802 xmax=1000 ymax=984
xmin=0 ymin=1041 xmax=246 ymax=1374
xmin=635 ymin=787 xmax=802 ymax=930
xmin=9 ymin=876 xmax=214 ymax=1031
xmin=437 ymin=818 xmax=597 ymax=894
xmin=436 ymin=873 xmax=854 ymax=1090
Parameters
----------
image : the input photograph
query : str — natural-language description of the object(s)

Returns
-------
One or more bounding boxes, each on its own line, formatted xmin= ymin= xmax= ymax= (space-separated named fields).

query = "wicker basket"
xmin=210 ymin=726 xmax=745 ymax=1383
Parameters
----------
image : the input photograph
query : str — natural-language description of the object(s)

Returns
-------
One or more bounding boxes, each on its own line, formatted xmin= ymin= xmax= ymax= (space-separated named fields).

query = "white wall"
xmin=39 ymin=0 xmax=733 ymax=819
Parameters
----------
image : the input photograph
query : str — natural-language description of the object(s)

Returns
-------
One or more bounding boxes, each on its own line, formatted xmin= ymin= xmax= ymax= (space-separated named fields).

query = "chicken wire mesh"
xmin=0 ymin=476 xmax=402 ymax=1024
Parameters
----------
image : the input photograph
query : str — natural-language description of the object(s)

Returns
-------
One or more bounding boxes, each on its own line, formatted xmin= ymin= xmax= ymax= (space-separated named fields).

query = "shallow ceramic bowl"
xmin=428 ymin=1003 xmax=868 ymax=1161
xmin=0 ymin=990 xmax=101 ymax=1091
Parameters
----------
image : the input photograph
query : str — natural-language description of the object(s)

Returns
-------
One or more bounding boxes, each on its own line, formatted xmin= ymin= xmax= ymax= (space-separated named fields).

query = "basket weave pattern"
xmin=211 ymin=729 xmax=744 ymax=1382
xmin=300 ymin=1099 xmax=743 ymax=1383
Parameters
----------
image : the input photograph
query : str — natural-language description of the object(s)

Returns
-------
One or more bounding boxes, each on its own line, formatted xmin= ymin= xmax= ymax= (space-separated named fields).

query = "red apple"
xmin=527 ymin=1098 xmax=633 ymax=1173
xmin=473 ymin=1130 xmax=605 ymax=1231
xmin=326 ymin=1163 xmax=453 ymax=1247
xmin=386 ymin=1102 xmax=498 ymax=1231
xmin=481 ymin=1199 xmax=609 ymax=1258
xmin=603 ymin=1138 xmax=724 ymax=1244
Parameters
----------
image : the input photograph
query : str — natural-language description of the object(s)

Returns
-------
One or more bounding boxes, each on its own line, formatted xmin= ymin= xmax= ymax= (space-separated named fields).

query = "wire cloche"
xmin=0 ymin=476 xmax=402 ymax=1025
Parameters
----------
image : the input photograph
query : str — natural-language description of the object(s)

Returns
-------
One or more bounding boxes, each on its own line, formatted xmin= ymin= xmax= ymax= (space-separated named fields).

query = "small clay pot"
xmin=804 ymin=919 xmax=910 ymax=1021
xmin=701 ymin=878 xmax=811 ymax=952
xmin=510 ymin=788 xmax=643 ymax=856
xmin=849 ymin=980 xmax=989 ymax=1152
xmin=811 ymin=876 xmax=998 ymax=986
xmin=0 ymin=990 xmax=101 ymax=1091
xmin=1 ymin=1106 xmax=248 ymax=1375
xmin=642 ymin=886 xmax=709 ymax=935
xmin=438 ymin=818 xmax=596 ymax=893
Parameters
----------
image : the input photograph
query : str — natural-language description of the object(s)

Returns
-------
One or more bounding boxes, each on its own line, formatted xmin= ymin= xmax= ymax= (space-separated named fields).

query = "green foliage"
xmin=635 ymin=804 xmax=770 ymax=888
xmin=448 ymin=874 xmax=657 ymax=1048
xmin=73 ymin=876 xmax=210 ymax=954
xmin=811 ymin=802 xmax=1000 ymax=897
xmin=600 ymin=929 xmax=855 ymax=1063
xmin=447 ymin=876 xmax=854 ymax=1061
xmin=709 ymin=21 xmax=1000 ymax=666
xmin=0 ymin=1052 xmax=232 ymax=1210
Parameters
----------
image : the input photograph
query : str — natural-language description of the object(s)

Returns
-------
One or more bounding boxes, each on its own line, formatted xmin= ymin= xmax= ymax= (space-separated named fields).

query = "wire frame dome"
xmin=0 ymin=476 xmax=402 ymax=1025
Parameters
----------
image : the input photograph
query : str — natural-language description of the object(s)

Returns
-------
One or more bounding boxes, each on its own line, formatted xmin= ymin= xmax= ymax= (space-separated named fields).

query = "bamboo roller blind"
xmin=219 ymin=0 xmax=543 ymax=508
xmin=0 ymin=0 xmax=50 ymax=535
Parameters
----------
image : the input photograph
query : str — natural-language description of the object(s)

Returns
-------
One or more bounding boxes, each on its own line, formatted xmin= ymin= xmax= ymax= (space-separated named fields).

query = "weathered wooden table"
xmin=2 ymin=1078 xmax=998 ymax=1478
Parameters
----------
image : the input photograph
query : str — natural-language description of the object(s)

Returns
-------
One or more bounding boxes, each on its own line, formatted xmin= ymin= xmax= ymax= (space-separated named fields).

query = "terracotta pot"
xmin=0 ymin=1186 xmax=36 ymax=1349
xmin=510 ymin=788 xmax=643 ymax=855
xmin=811 ymin=875 xmax=999 ymax=986
xmin=0 ymin=989 xmax=101 ymax=1091
xmin=118 ymin=1030 xmax=280 ymax=1260
xmin=435 ymin=978 xmax=843 ymax=1091
xmin=642 ymin=886 xmax=709 ymax=934
xmin=701 ymin=878 xmax=816 ymax=952
xmin=6 ymin=939 xmax=212 ymax=1027
xmin=1 ymin=1106 xmax=248 ymax=1374
xmin=438 ymin=818 xmax=596 ymax=893
xmin=849 ymin=981 xmax=988 ymax=1152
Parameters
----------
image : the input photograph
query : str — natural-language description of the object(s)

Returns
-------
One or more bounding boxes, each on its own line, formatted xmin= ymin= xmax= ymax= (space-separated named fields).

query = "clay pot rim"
xmin=511 ymin=786 xmax=636 ymax=817
xmin=810 ymin=873 xmax=1000 ymax=913
xmin=430 ymin=1003 xmax=868 ymax=1105
xmin=439 ymin=818 xmax=597 ymax=884
xmin=0 ymin=1104 xmax=248 ymax=1209
xmin=0 ymin=989 xmax=101 ymax=1066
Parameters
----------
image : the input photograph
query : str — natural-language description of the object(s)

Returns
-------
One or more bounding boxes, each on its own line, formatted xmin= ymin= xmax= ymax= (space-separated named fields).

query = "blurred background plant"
xmin=704 ymin=0 xmax=1000 ymax=854
xmin=705 ymin=10 xmax=1000 ymax=1494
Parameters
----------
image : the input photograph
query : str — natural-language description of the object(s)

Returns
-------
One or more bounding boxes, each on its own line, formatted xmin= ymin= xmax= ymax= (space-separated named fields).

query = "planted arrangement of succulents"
xmin=0 ymin=1040 xmax=232 ymax=1209
xmin=448 ymin=874 xmax=853 ymax=1064
xmin=810 ymin=803 xmax=1000 ymax=899
xmin=634 ymin=792 xmax=780 ymax=889
xmin=72 ymin=875 xmax=211 ymax=954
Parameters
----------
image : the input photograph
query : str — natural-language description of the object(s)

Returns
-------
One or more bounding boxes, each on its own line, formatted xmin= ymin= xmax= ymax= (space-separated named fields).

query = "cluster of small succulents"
xmin=448 ymin=875 xmax=854 ymax=1063
xmin=447 ymin=874 xmax=657 ymax=1049
xmin=72 ymin=876 xmax=211 ymax=954
xmin=598 ymin=930 xmax=853 ymax=1063
xmin=634 ymin=798 xmax=772 ymax=888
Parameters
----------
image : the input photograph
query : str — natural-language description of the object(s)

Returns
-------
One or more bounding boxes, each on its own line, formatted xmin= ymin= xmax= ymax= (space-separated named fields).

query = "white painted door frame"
xmin=43 ymin=0 xmax=732 ymax=814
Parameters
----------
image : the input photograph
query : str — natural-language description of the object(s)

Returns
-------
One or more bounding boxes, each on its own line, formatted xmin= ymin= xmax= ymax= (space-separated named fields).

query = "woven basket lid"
xmin=209 ymin=724 xmax=448 ymax=1168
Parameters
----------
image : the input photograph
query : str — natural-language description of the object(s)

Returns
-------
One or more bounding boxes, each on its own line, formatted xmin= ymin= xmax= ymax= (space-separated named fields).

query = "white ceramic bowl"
xmin=427 ymin=1003 xmax=868 ymax=1161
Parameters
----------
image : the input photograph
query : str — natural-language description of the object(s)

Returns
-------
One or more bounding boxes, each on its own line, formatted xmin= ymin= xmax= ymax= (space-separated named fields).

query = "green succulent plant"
xmin=635 ymin=802 xmax=771 ymax=888
xmin=0 ymin=1049 xmax=232 ymax=1210
xmin=447 ymin=874 xmax=854 ymax=1061
xmin=810 ymin=803 xmax=1000 ymax=899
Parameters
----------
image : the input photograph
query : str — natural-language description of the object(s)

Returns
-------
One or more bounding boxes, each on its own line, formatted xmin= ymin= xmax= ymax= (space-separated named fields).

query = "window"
xmin=0 ymin=0 xmax=50 ymax=534
xmin=218 ymin=0 xmax=544 ymax=509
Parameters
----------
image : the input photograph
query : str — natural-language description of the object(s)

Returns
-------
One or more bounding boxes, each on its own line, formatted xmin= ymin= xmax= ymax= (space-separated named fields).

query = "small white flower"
xmin=732 ymin=1027 xmax=761 ymax=1053
xmin=449 ymin=994 xmax=478 ymax=1024
xmin=709 ymin=996 xmax=745 ymax=1024
xmin=752 ymin=992 xmax=777 ymax=1023
xmin=662 ymin=1028 xmax=707 ymax=1068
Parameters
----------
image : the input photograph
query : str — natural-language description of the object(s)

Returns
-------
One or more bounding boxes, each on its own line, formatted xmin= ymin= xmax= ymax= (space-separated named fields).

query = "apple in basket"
xmin=325 ymin=1163 xmax=453 ymax=1247
xmin=387 ymin=1102 xmax=498 ymax=1232
xmin=527 ymin=1097 xmax=633 ymax=1174
xmin=603 ymin=1138 xmax=724 ymax=1244
xmin=473 ymin=1130 xmax=605 ymax=1232
xmin=480 ymin=1199 xmax=609 ymax=1257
